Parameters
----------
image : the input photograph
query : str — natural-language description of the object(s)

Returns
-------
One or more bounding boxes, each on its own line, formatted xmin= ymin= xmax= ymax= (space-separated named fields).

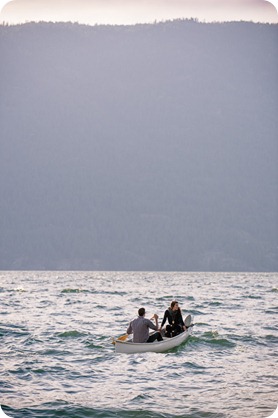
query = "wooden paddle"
xmin=112 ymin=333 xmax=129 ymax=345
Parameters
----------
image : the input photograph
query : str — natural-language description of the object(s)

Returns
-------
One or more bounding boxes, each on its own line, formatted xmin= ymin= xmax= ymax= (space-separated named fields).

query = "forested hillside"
xmin=0 ymin=20 xmax=277 ymax=271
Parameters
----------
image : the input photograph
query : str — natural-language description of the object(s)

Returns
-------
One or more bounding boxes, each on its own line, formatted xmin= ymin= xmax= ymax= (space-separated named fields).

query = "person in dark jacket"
xmin=159 ymin=301 xmax=186 ymax=337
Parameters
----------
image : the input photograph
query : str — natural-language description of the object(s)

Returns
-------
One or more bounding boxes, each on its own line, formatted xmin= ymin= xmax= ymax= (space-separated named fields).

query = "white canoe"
xmin=115 ymin=327 xmax=193 ymax=354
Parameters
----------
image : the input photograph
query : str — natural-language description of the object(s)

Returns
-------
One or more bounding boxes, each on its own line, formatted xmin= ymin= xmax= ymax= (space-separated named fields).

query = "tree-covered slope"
xmin=0 ymin=20 xmax=277 ymax=270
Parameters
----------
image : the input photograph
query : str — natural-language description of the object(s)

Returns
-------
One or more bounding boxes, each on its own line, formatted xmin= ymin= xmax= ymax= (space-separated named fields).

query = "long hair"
xmin=170 ymin=300 xmax=181 ymax=314
xmin=170 ymin=300 xmax=178 ymax=309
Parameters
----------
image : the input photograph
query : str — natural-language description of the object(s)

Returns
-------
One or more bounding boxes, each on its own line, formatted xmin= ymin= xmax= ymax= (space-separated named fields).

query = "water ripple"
xmin=0 ymin=271 xmax=277 ymax=418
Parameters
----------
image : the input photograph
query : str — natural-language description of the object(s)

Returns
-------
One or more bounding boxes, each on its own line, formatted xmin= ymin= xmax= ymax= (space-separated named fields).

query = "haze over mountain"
xmin=1 ymin=0 xmax=278 ymax=24
xmin=0 ymin=20 xmax=277 ymax=271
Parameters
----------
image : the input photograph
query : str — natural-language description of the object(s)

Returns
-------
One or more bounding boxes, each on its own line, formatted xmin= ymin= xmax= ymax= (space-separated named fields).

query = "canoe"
xmin=114 ymin=326 xmax=193 ymax=354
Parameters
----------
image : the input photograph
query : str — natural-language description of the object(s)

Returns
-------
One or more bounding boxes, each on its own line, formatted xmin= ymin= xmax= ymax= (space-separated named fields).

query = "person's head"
xmin=138 ymin=307 xmax=145 ymax=316
xmin=170 ymin=301 xmax=179 ymax=311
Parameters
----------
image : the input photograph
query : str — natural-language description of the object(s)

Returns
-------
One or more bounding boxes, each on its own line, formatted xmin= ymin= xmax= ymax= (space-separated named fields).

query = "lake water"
xmin=0 ymin=271 xmax=277 ymax=418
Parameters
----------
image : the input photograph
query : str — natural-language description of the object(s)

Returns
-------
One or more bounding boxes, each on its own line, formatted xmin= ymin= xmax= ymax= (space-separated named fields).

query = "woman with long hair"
xmin=159 ymin=300 xmax=186 ymax=337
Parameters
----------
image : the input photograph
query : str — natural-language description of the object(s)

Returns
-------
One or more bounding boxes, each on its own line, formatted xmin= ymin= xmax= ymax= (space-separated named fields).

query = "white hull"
xmin=115 ymin=327 xmax=192 ymax=354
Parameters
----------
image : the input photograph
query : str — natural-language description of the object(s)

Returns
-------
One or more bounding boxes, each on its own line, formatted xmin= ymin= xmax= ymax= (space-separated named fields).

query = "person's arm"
xmin=126 ymin=322 xmax=133 ymax=335
xmin=159 ymin=310 xmax=168 ymax=330
xmin=146 ymin=315 xmax=159 ymax=331
xmin=153 ymin=313 xmax=159 ymax=330
xmin=179 ymin=309 xmax=185 ymax=326
xmin=178 ymin=309 xmax=186 ymax=330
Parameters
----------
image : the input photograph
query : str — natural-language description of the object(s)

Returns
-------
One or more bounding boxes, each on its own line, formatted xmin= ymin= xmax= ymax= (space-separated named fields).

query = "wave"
xmin=188 ymin=332 xmax=236 ymax=348
xmin=265 ymin=307 xmax=278 ymax=314
xmin=38 ymin=348 xmax=72 ymax=356
xmin=61 ymin=288 xmax=90 ymax=294
xmin=0 ymin=324 xmax=29 ymax=338
xmin=207 ymin=301 xmax=222 ymax=306
xmin=61 ymin=289 xmax=127 ymax=296
xmin=2 ymin=404 xmax=224 ymax=418
xmin=182 ymin=361 xmax=207 ymax=371
xmin=189 ymin=309 xmax=206 ymax=315
xmin=57 ymin=330 xmax=86 ymax=338
xmin=0 ymin=287 xmax=27 ymax=293
xmin=85 ymin=342 xmax=106 ymax=350
xmin=243 ymin=294 xmax=262 ymax=299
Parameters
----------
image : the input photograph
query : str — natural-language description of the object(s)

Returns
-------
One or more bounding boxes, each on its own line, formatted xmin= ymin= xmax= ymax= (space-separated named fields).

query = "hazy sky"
xmin=0 ymin=0 xmax=278 ymax=25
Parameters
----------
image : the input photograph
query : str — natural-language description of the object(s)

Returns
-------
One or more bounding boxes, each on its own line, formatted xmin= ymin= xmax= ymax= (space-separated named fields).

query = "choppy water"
xmin=0 ymin=271 xmax=277 ymax=418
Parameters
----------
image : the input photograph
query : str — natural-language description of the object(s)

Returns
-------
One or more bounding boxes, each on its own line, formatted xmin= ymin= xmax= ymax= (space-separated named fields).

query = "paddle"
xmin=112 ymin=333 xmax=129 ymax=345
xmin=184 ymin=314 xmax=194 ymax=329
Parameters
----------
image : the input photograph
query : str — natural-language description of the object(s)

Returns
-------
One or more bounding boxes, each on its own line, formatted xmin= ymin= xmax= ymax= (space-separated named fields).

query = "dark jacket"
xmin=161 ymin=308 xmax=184 ymax=328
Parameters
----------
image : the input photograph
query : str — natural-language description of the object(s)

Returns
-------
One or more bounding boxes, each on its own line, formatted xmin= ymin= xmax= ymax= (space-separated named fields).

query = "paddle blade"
xmin=118 ymin=334 xmax=129 ymax=341
xmin=112 ymin=333 xmax=129 ymax=345
xmin=184 ymin=314 xmax=193 ymax=328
